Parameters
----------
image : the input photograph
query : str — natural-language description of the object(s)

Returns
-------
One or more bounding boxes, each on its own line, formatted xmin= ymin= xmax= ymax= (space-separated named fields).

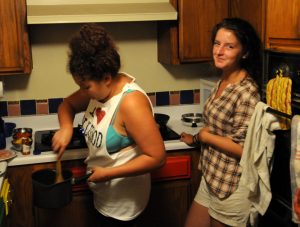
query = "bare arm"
xmin=89 ymin=91 xmax=166 ymax=182
xmin=199 ymin=127 xmax=243 ymax=158
xmin=52 ymin=89 xmax=90 ymax=159
xmin=181 ymin=127 xmax=243 ymax=159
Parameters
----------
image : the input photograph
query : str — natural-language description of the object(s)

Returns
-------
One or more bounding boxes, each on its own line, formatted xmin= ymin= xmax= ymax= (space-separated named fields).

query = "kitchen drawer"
xmin=151 ymin=155 xmax=191 ymax=182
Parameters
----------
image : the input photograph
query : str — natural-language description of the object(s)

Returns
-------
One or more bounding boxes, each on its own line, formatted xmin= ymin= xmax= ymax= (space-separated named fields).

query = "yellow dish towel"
xmin=266 ymin=70 xmax=292 ymax=129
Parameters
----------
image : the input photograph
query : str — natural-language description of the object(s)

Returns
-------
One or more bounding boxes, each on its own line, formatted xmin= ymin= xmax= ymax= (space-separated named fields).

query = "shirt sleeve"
xmin=229 ymin=88 xmax=260 ymax=146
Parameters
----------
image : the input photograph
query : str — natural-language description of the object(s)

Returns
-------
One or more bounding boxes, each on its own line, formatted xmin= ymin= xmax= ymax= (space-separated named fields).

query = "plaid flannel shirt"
xmin=199 ymin=76 xmax=260 ymax=199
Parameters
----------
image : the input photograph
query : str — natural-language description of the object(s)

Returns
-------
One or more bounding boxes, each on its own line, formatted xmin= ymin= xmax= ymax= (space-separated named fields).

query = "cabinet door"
xmin=6 ymin=165 xmax=35 ymax=227
xmin=6 ymin=160 xmax=89 ymax=227
xmin=136 ymin=180 xmax=191 ymax=227
xmin=136 ymin=149 xmax=201 ymax=227
xmin=265 ymin=0 xmax=300 ymax=52
xmin=0 ymin=0 xmax=32 ymax=75
xmin=34 ymin=191 xmax=99 ymax=227
xmin=178 ymin=0 xmax=229 ymax=62
xmin=230 ymin=0 xmax=265 ymax=43
xmin=158 ymin=0 xmax=229 ymax=64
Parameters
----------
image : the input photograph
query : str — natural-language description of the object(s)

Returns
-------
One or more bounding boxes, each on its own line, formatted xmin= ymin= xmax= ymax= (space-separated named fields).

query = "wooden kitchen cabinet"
xmin=0 ymin=0 xmax=32 ymax=75
xmin=229 ymin=0 xmax=265 ymax=43
xmin=6 ymin=159 xmax=94 ymax=227
xmin=157 ymin=0 xmax=229 ymax=64
xmin=34 ymin=190 xmax=99 ymax=227
xmin=231 ymin=0 xmax=300 ymax=53
xmin=265 ymin=0 xmax=300 ymax=53
xmin=6 ymin=149 xmax=201 ymax=227
xmin=136 ymin=149 xmax=201 ymax=227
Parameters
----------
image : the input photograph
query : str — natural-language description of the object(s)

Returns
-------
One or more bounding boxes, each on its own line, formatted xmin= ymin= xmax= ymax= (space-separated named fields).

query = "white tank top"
xmin=81 ymin=74 xmax=151 ymax=221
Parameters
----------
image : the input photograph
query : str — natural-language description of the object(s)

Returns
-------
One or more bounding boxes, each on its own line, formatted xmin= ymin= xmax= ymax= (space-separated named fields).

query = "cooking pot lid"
xmin=181 ymin=113 xmax=203 ymax=127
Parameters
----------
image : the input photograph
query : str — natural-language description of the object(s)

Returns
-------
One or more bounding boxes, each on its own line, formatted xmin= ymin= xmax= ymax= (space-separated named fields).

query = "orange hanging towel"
xmin=266 ymin=70 xmax=292 ymax=130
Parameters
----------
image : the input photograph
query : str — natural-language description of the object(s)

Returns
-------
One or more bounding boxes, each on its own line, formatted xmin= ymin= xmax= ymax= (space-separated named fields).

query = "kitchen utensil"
xmin=55 ymin=160 xmax=64 ymax=184
xmin=34 ymin=127 xmax=87 ymax=155
xmin=32 ymin=168 xmax=92 ymax=208
xmin=181 ymin=113 xmax=203 ymax=127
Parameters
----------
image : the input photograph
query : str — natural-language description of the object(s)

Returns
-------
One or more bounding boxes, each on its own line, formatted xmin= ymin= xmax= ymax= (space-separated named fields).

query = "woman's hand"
xmin=180 ymin=132 xmax=194 ymax=146
xmin=88 ymin=167 xmax=111 ymax=182
xmin=180 ymin=127 xmax=210 ymax=146
xmin=52 ymin=126 xmax=73 ymax=160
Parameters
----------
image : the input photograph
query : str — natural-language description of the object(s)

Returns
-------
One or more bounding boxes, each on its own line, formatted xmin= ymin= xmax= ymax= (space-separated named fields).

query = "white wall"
xmin=2 ymin=22 xmax=217 ymax=101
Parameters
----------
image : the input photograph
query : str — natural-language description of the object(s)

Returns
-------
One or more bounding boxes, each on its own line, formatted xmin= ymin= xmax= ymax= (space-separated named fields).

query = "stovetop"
xmin=34 ymin=127 xmax=87 ymax=155
xmin=159 ymin=125 xmax=181 ymax=141
xmin=34 ymin=126 xmax=180 ymax=154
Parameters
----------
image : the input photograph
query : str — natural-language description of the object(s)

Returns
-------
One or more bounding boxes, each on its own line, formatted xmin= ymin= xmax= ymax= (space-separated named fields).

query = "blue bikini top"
xmin=106 ymin=89 xmax=134 ymax=154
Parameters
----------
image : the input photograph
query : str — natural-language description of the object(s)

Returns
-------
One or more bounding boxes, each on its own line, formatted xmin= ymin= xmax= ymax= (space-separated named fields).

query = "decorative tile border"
xmin=0 ymin=89 xmax=200 ymax=117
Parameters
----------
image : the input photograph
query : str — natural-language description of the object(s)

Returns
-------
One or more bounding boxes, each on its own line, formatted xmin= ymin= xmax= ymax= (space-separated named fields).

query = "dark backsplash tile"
xmin=0 ymin=101 xmax=8 ymax=117
xmin=180 ymin=90 xmax=194 ymax=104
xmin=20 ymin=100 xmax=36 ymax=115
xmin=156 ymin=91 xmax=170 ymax=106
xmin=48 ymin=98 xmax=63 ymax=114
xmin=4 ymin=89 xmax=201 ymax=117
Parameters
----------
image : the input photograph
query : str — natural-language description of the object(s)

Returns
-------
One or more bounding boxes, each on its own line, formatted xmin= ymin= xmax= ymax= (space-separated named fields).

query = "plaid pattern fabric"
xmin=199 ymin=76 xmax=260 ymax=199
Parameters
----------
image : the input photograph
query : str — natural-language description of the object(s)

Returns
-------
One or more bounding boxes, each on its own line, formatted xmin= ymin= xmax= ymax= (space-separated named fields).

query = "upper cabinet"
xmin=0 ymin=0 xmax=32 ymax=76
xmin=230 ymin=0 xmax=265 ymax=44
xmin=231 ymin=0 xmax=300 ymax=53
xmin=158 ymin=0 xmax=229 ymax=64
xmin=265 ymin=0 xmax=300 ymax=53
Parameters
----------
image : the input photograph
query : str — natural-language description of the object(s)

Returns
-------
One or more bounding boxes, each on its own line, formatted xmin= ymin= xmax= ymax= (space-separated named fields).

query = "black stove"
xmin=33 ymin=127 xmax=87 ymax=155
xmin=33 ymin=125 xmax=180 ymax=155
xmin=159 ymin=125 xmax=181 ymax=141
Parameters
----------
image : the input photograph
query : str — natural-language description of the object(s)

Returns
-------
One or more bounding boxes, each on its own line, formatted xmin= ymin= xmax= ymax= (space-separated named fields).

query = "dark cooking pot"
xmin=154 ymin=113 xmax=170 ymax=127
xmin=32 ymin=168 xmax=91 ymax=209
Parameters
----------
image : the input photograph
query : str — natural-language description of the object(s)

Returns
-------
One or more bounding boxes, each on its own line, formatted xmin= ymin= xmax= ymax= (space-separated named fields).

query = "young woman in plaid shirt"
xmin=181 ymin=18 xmax=262 ymax=227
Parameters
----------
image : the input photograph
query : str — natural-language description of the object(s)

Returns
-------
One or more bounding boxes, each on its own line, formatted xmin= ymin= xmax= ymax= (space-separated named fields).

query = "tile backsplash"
xmin=0 ymin=89 xmax=200 ymax=117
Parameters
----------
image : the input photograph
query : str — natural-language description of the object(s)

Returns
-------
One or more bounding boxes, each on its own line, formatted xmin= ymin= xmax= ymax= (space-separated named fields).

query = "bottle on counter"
xmin=21 ymin=137 xmax=32 ymax=155
xmin=0 ymin=117 xmax=6 ymax=149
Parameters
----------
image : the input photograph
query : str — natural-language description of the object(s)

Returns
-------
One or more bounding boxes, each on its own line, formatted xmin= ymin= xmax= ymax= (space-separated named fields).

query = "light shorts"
xmin=194 ymin=177 xmax=251 ymax=227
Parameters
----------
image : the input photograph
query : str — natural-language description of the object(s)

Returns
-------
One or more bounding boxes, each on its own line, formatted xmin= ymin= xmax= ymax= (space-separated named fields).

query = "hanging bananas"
xmin=266 ymin=69 xmax=292 ymax=130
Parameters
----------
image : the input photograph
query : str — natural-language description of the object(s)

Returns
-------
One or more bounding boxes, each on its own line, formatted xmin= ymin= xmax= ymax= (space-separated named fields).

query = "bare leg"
xmin=184 ymin=201 xmax=210 ymax=227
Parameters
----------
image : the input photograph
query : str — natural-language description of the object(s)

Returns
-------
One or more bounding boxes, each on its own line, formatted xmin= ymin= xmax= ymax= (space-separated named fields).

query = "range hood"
xmin=26 ymin=0 xmax=177 ymax=24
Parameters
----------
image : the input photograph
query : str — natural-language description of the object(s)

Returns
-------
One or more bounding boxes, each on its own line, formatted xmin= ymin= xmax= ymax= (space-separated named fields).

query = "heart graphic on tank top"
xmin=96 ymin=108 xmax=106 ymax=124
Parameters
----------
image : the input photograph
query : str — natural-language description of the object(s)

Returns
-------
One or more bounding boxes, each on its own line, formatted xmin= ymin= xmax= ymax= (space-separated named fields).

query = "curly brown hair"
xmin=68 ymin=24 xmax=121 ymax=81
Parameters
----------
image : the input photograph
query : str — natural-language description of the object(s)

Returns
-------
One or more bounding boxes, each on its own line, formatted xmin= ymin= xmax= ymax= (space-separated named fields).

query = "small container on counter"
xmin=11 ymin=128 xmax=33 ymax=155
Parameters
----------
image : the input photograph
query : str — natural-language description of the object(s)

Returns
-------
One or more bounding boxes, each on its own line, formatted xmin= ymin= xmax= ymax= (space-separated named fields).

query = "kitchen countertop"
xmin=2 ymin=104 xmax=202 ymax=169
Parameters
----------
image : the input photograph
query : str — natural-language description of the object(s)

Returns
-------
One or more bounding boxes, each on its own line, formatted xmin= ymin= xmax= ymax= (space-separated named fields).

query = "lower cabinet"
xmin=6 ymin=149 xmax=201 ymax=227
xmin=34 ymin=190 xmax=98 ymax=227
xmin=136 ymin=180 xmax=191 ymax=227
xmin=6 ymin=159 xmax=93 ymax=227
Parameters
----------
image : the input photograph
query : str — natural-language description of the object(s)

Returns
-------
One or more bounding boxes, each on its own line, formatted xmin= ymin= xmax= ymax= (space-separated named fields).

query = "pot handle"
xmin=71 ymin=171 xmax=92 ymax=185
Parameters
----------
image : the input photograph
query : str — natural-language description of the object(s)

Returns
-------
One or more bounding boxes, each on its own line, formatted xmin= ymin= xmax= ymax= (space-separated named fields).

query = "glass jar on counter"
xmin=11 ymin=128 xmax=33 ymax=155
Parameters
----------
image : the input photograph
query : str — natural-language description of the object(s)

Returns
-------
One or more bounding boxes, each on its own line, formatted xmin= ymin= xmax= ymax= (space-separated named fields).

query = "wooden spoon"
xmin=55 ymin=160 xmax=64 ymax=183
